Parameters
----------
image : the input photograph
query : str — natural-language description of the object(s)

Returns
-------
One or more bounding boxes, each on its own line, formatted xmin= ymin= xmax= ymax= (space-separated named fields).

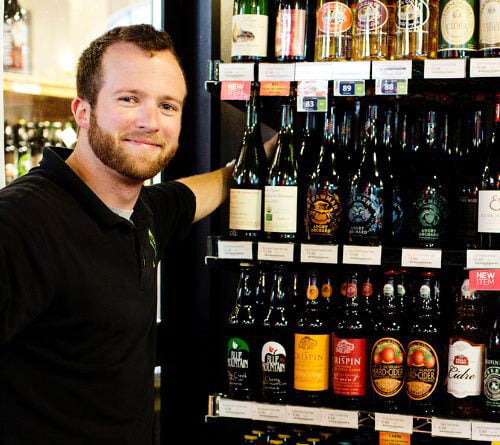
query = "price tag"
xmin=331 ymin=61 xmax=371 ymax=80
xmin=470 ymin=58 xmax=500 ymax=77
xmin=469 ymin=269 xmax=500 ymax=291
xmin=432 ymin=418 xmax=471 ymax=439
xmin=217 ymin=240 xmax=253 ymax=260
xmin=218 ymin=398 xmax=253 ymax=419
xmin=219 ymin=63 xmax=255 ymax=81
xmin=379 ymin=432 xmax=411 ymax=445
xmin=375 ymin=413 xmax=413 ymax=434
xmin=375 ymin=79 xmax=408 ymax=95
xmin=424 ymin=59 xmax=467 ymax=79
xmin=401 ymin=248 xmax=442 ymax=269
xmin=467 ymin=250 xmax=500 ymax=269
xmin=343 ymin=245 xmax=382 ymax=266
xmin=252 ymin=403 xmax=288 ymax=422
xmin=297 ymin=80 xmax=328 ymax=112
xmin=300 ymin=244 xmax=339 ymax=264
xmin=260 ymin=81 xmax=291 ymax=97
xmin=221 ymin=81 xmax=251 ymax=101
xmin=259 ymin=63 xmax=295 ymax=81
xmin=322 ymin=409 xmax=359 ymax=429
xmin=287 ymin=406 xmax=323 ymax=425
xmin=472 ymin=421 xmax=500 ymax=441
xmin=257 ymin=242 xmax=295 ymax=262
xmin=334 ymin=80 xmax=365 ymax=96
xmin=295 ymin=62 xmax=333 ymax=80
xmin=372 ymin=61 xmax=413 ymax=79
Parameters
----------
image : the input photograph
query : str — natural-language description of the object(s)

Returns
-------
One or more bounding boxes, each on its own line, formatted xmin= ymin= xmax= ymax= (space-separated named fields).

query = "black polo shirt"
xmin=0 ymin=147 xmax=196 ymax=444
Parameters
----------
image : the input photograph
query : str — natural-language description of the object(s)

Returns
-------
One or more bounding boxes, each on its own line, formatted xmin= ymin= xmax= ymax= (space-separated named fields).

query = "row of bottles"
xmin=231 ymin=0 xmax=500 ymax=62
xmin=229 ymin=91 xmax=500 ymax=249
xmin=225 ymin=262 xmax=500 ymax=420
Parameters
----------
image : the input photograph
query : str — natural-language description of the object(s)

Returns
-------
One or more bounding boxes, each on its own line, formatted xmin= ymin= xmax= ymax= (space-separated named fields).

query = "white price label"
xmin=219 ymin=63 xmax=255 ymax=81
xmin=471 ymin=421 xmax=500 ymax=441
xmin=322 ymin=409 xmax=359 ymax=429
xmin=252 ymin=403 xmax=288 ymax=422
xmin=401 ymin=248 xmax=442 ymax=269
xmin=287 ymin=406 xmax=323 ymax=425
xmin=467 ymin=250 xmax=500 ymax=269
xmin=218 ymin=398 xmax=253 ymax=419
xmin=432 ymin=418 xmax=471 ymax=439
xmin=331 ymin=61 xmax=371 ymax=80
xmin=470 ymin=58 xmax=500 ymax=78
xmin=295 ymin=62 xmax=333 ymax=80
xmin=372 ymin=61 xmax=413 ymax=79
xmin=259 ymin=63 xmax=296 ymax=81
xmin=258 ymin=242 xmax=295 ymax=262
xmin=424 ymin=59 xmax=466 ymax=79
xmin=300 ymin=244 xmax=338 ymax=264
xmin=218 ymin=241 xmax=253 ymax=260
xmin=375 ymin=413 xmax=413 ymax=434
xmin=342 ymin=245 xmax=382 ymax=266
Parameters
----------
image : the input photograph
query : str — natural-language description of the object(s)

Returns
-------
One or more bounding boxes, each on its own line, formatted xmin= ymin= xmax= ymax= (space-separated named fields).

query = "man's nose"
xmin=135 ymin=103 xmax=160 ymax=132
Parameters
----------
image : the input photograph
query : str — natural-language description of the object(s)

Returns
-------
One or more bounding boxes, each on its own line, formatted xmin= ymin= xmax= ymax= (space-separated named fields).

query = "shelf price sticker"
xmin=218 ymin=398 xmax=253 ymax=419
xmin=432 ymin=418 xmax=471 ymax=439
xmin=259 ymin=63 xmax=296 ymax=81
xmin=287 ymin=406 xmax=323 ymax=425
xmin=260 ymin=81 xmax=291 ymax=97
xmin=295 ymin=62 xmax=333 ymax=80
xmin=322 ymin=409 xmax=359 ymax=429
xmin=401 ymin=248 xmax=442 ymax=269
xmin=257 ymin=242 xmax=295 ymax=262
xmin=217 ymin=240 xmax=253 ymax=260
xmin=467 ymin=250 xmax=500 ymax=269
xmin=331 ymin=61 xmax=371 ymax=80
xmin=252 ymin=403 xmax=288 ymax=422
xmin=424 ymin=59 xmax=467 ymax=79
xmin=468 ymin=269 xmax=500 ymax=291
xmin=334 ymin=80 xmax=365 ymax=97
xmin=375 ymin=413 xmax=413 ymax=435
xmin=300 ymin=244 xmax=339 ymax=264
xmin=219 ymin=63 xmax=255 ymax=81
xmin=297 ymin=80 xmax=328 ymax=112
xmin=379 ymin=432 xmax=411 ymax=445
xmin=470 ymin=58 xmax=500 ymax=78
xmin=221 ymin=81 xmax=251 ymax=101
xmin=471 ymin=421 xmax=500 ymax=441
xmin=372 ymin=60 xmax=413 ymax=79
xmin=375 ymin=79 xmax=408 ymax=96
xmin=343 ymin=245 xmax=382 ymax=266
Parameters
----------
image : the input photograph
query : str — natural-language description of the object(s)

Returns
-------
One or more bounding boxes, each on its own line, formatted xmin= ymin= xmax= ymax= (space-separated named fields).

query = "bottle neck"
xmin=383 ymin=277 xmax=398 ymax=311
xmin=304 ymin=275 xmax=320 ymax=309
xmin=345 ymin=276 xmax=361 ymax=309
xmin=280 ymin=103 xmax=294 ymax=133
xmin=269 ymin=271 xmax=287 ymax=308
xmin=238 ymin=270 xmax=254 ymax=306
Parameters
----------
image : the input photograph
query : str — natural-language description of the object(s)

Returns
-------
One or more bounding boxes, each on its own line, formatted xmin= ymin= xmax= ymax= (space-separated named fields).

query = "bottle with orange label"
xmin=370 ymin=270 xmax=406 ymax=413
xmin=294 ymin=269 xmax=331 ymax=406
xmin=360 ymin=267 xmax=377 ymax=331
xmin=320 ymin=270 xmax=336 ymax=321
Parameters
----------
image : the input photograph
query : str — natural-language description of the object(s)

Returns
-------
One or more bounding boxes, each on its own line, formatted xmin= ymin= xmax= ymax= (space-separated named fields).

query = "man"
xmin=0 ymin=25 xmax=273 ymax=445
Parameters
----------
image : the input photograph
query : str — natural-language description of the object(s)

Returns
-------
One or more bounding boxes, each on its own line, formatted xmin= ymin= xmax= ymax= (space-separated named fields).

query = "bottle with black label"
xmin=485 ymin=297 xmax=500 ymax=421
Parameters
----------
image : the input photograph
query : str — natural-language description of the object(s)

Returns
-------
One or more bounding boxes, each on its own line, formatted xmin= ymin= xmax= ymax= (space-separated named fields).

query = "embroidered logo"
xmin=148 ymin=229 xmax=157 ymax=263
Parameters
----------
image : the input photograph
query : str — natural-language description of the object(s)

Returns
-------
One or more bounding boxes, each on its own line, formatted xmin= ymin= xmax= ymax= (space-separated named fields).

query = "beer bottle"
xmin=260 ymin=264 xmax=292 ymax=403
xmin=406 ymin=272 xmax=442 ymax=416
xmin=227 ymin=263 xmax=257 ymax=400
xmin=353 ymin=0 xmax=391 ymax=59
xmin=231 ymin=0 xmax=269 ymax=62
xmin=265 ymin=97 xmax=299 ymax=242
xmin=360 ymin=267 xmax=376 ymax=330
xmin=320 ymin=270 xmax=335 ymax=321
xmin=370 ymin=270 xmax=406 ymax=413
xmin=275 ymin=0 xmax=309 ymax=62
xmin=480 ymin=0 xmax=500 ymax=56
xmin=230 ymin=92 xmax=268 ymax=240
xmin=333 ymin=271 xmax=369 ymax=410
xmin=255 ymin=263 xmax=269 ymax=324
xmin=294 ymin=269 xmax=331 ymax=406
xmin=398 ymin=269 xmax=410 ymax=328
xmin=447 ymin=276 xmax=487 ymax=418
xmin=485 ymin=297 xmax=500 ymax=420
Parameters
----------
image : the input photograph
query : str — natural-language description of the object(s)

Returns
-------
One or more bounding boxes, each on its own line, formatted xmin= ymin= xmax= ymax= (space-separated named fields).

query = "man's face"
xmin=87 ymin=42 xmax=187 ymax=181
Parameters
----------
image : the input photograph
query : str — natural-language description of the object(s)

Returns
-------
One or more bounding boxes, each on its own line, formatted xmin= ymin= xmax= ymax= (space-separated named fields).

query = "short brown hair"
xmin=77 ymin=24 xmax=181 ymax=106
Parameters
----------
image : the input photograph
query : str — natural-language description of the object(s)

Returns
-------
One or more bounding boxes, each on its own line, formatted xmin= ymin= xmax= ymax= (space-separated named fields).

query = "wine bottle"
xmin=275 ymin=0 xmax=309 ymax=62
xmin=480 ymin=0 xmax=500 ymax=57
xmin=353 ymin=0 xmax=391 ymax=60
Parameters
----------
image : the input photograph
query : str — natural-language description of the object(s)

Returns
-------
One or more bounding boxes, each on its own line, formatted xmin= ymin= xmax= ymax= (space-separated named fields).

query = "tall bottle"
xmin=231 ymin=0 xmax=269 ymax=62
xmin=265 ymin=97 xmax=299 ymax=242
xmin=480 ymin=0 xmax=500 ymax=57
xmin=275 ymin=0 xmax=309 ymax=62
xmin=305 ymin=104 xmax=344 ymax=243
xmin=485 ymin=297 xmax=500 ymax=421
xmin=314 ymin=0 xmax=354 ymax=61
xmin=333 ymin=271 xmax=369 ymax=410
xmin=255 ymin=263 xmax=269 ymax=323
xmin=260 ymin=264 xmax=292 ymax=403
xmin=353 ymin=0 xmax=391 ymax=60
xmin=230 ymin=93 xmax=269 ymax=240
xmin=346 ymin=103 xmax=385 ymax=245
xmin=227 ymin=263 xmax=257 ymax=400
xmin=438 ymin=0 xmax=478 ymax=58
xmin=294 ymin=269 xmax=330 ymax=406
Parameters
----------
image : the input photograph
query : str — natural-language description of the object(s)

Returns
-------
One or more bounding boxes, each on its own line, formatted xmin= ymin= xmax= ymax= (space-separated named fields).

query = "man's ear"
xmin=72 ymin=97 xmax=91 ymax=129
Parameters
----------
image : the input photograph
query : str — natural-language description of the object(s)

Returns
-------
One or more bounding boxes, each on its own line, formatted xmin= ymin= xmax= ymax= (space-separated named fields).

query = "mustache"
xmin=121 ymin=133 xmax=166 ymax=148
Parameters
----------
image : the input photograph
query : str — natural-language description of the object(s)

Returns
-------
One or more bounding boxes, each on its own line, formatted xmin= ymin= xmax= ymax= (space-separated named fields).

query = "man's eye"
xmin=119 ymin=96 xmax=137 ymax=103
xmin=160 ymin=103 xmax=176 ymax=112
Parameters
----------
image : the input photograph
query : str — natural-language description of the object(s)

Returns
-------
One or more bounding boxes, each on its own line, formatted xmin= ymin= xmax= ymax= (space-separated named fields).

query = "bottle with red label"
xmin=333 ymin=271 xmax=369 ymax=410
xmin=446 ymin=276 xmax=487 ymax=418
xmin=370 ymin=270 xmax=406 ymax=413
xmin=275 ymin=0 xmax=310 ymax=62
xmin=405 ymin=271 xmax=443 ymax=416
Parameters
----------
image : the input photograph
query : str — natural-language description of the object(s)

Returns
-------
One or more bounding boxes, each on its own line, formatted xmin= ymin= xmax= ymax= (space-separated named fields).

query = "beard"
xmin=87 ymin=110 xmax=177 ymax=181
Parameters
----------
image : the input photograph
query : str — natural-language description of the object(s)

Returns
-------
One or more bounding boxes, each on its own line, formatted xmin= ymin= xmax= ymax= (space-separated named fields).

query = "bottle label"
xmin=447 ymin=340 xmax=485 ymax=398
xmin=478 ymin=191 xmax=500 ymax=233
xmin=362 ymin=281 xmax=374 ymax=296
xmin=261 ymin=341 xmax=288 ymax=392
xmin=440 ymin=0 xmax=476 ymax=47
xmin=264 ymin=186 xmax=298 ymax=233
xmin=392 ymin=191 xmax=404 ymax=237
xmin=276 ymin=8 xmax=306 ymax=57
xmin=356 ymin=0 xmax=389 ymax=31
xmin=480 ymin=0 xmax=500 ymax=46
xmin=227 ymin=337 xmax=250 ymax=390
xmin=230 ymin=189 xmax=262 ymax=231
xmin=420 ymin=285 xmax=431 ymax=298
xmin=348 ymin=187 xmax=384 ymax=239
xmin=333 ymin=337 xmax=368 ymax=396
xmin=347 ymin=283 xmax=358 ymax=298
xmin=457 ymin=193 xmax=479 ymax=240
xmin=307 ymin=284 xmax=320 ymax=300
xmin=317 ymin=1 xmax=354 ymax=34
xmin=406 ymin=340 xmax=439 ymax=400
xmin=306 ymin=189 xmax=343 ymax=237
xmin=322 ymin=283 xmax=333 ymax=298
xmin=413 ymin=192 xmax=448 ymax=243
xmin=294 ymin=333 xmax=330 ymax=391
xmin=383 ymin=283 xmax=394 ymax=297
xmin=231 ymin=14 xmax=269 ymax=57
xmin=484 ymin=359 xmax=500 ymax=407
xmin=397 ymin=284 xmax=406 ymax=297
xmin=397 ymin=0 xmax=430 ymax=29
xmin=370 ymin=338 xmax=406 ymax=397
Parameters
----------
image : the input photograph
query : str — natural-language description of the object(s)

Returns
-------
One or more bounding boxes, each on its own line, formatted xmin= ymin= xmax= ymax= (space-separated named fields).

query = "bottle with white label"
xmin=479 ymin=0 xmax=500 ymax=57
xmin=447 ymin=276 xmax=487 ymax=418
xmin=264 ymin=97 xmax=299 ymax=241
xmin=229 ymin=92 xmax=268 ymax=240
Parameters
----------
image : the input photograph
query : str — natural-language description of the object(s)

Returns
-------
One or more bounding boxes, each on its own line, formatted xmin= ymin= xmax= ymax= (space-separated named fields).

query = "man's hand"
xmin=264 ymin=132 xmax=278 ymax=161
